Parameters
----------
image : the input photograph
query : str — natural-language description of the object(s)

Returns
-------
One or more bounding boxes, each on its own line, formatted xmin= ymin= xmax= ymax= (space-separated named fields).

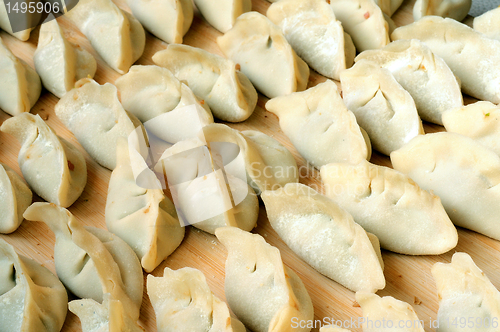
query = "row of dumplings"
xmin=3 ymin=0 xmax=500 ymax=121
xmin=3 ymin=200 xmax=499 ymax=332
xmin=2 ymin=2 xmax=500 ymax=332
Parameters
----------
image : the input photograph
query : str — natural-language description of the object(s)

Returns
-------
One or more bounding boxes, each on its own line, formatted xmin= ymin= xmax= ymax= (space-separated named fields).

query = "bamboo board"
xmin=0 ymin=1 xmax=495 ymax=331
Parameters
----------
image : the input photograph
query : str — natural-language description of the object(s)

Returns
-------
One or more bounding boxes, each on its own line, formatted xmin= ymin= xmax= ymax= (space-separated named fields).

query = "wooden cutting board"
xmin=0 ymin=1 xmax=495 ymax=331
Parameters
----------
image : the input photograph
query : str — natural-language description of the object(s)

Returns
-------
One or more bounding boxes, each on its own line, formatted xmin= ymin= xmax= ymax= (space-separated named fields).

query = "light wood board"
xmin=0 ymin=1 xmax=494 ymax=331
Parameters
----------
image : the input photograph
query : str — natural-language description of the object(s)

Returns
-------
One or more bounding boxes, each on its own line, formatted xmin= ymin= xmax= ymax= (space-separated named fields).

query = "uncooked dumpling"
xmin=267 ymin=0 xmax=355 ymax=80
xmin=106 ymin=138 xmax=184 ymax=272
xmin=391 ymin=16 xmax=500 ymax=104
xmin=262 ymin=183 xmax=386 ymax=292
xmin=432 ymin=252 xmax=500 ymax=332
xmin=442 ymin=101 xmax=500 ymax=157
xmin=194 ymin=0 xmax=251 ymax=33
xmin=413 ymin=0 xmax=472 ymax=21
xmin=153 ymin=44 xmax=257 ymax=123
xmin=0 ymin=36 xmax=41 ymax=116
xmin=66 ymin=0 xmax=145 ymax=74
xmin=34 ymin=17 xmax=96 ymax=98
xmin=158 ymin=137 xmax=260 ymax=234
xmin=0 ymin=238 xmax=68 ymax=332
xmin=202 ymin=124 xmax=298 ymax=193
xmin=330 ymin=0 xmax=390 ymax=52
xmin=217 ymin=11 xmax=309 ymax=98
xmin=55 ymin=78 xmax=143 ymax=170
xmin=69 ymin=293 xmax=144 ymax=332
xmin=320 ymin=160 xmax=458 ymax=255
xmin=126 ymin=0 xmax=193 ymax=44
xmin=147 ymin=267 xmax=246 ymax=332
xmin=355 ymin=39 xmax=463 ymax=125
xmin=23 ymin=202 xmax=143 ymax=321
xmin=215 ymin=227 xmax=314 ymax=332
xmin=115 ymin=65 xmax=213 ymax=143
xmin=356 ymin=292 xmax=425 ymax=332
xmin=391 ymin=132 xmax=500 ymax=241
xmin=266 ymin=80 xmax=371 ymax=167
xmin=1 ymin=113 xmax=87 ymax=207
xmin=0 ymin=163 xmax=32 ymax=234
xmin=474 ymin=7 xmax=500 ymax=41
xmin=340 ymin=60 xmax=423 ymax=155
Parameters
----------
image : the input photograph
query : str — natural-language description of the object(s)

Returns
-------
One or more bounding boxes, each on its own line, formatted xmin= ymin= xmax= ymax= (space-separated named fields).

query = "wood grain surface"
xmin=0 ymin=1 xmax=494 ymax=331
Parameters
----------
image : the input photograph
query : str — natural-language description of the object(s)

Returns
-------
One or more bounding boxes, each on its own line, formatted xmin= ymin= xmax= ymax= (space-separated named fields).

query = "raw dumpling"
xmin=154 ymin=125 xmax=289 ymax=231
xmin=106 ymin=138 xmax=184 ymax=272
xmin=266 ymin=80 xmax=371 ymax=167
xmin=1 ymin=113 xmax=87 ymax=207
xmin=202 ymin=124 xmax=299 ymax=193
xmin=65 ymin=0 xmax=145 ymax=74
xmin=0 ymin=163 xmax=32 ymax=234
xmin=147 ymin=267 xmax=246 ymax=332
xmin=375 ymin=0 xmax=404 ymax=16
xmin=217 ymin=12 xmax=309 ymax=99
xmin=267 ymin=0 xmax=355 ymax=80
xmin=340 ymin=60 xmax=423 ymax=155
xmin=432 ymin=252 xmax=500 ymax=332
xmin=69 ymin=293 xmax=144 ymax=332
xmin=63 ymin=212 xmax=144 ymax=332
xmin=261 ymin=183 xmax=385 ymax=292
xmin=442 ymin=101 xmax=500 ymax=157
xmin=0 ymin=0 xmax=38 ymax=41
xmin=194 ymin=0 xmax=251 ymax=33
xmin=115 ymin=65 xmax=213 ymax=143
xmin=34 ymin=17 xmax=96 ymax=98
xmin=215 ymin=227 xmax=314 ymax=332
xmin=474 ymin=7 xmax=500 ymax=41
xmin=320 ymin=160 xmax=458 ymax=255
xmin=413 ymin=0 xmax=472 ymax=21
xmin=391 ymin=132 xmax=500 ymax=241
xmin=153 ymin=44 xmax=257 ymax=123
xmin=391 ymin=16 xmax=500 ymax=104
xmin=0 ymin=239 xmax=67 ymax=332
xmin=355 ymin=292 xmax=425 ymax=332
xmin=330 ymin=0 xmax=390 ymax=52
xmin=0 ymin=36 xmax=41 ymax=116
xmin=23 ymin=202 xmax=143 ymax=320
xmin=126 ymin=0 xmax=193 ymax=44
xmin=158 ymin=137 xmax=259 ymax=233
xmin=355 ymin=39 xmax=462 ymax=125
xmin=55 ymin=78 xmax=143 ymax=170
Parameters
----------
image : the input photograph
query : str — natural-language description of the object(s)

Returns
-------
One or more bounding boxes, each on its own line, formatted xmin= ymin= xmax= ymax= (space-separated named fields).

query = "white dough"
xmin=0 ymin=36 xmax=41 ymax=116
xmin=321 ymin=160 xmax=458 ymax=255
xmin=355 ymin=39 xmax=463 ymax=125
xmin=126 ymin=0 xmax=193 ymax=43
xmin=217 ymin=11 xmax=309 ymax=98
xmin=66 ymin=0 xmax=145 ymax=74
xmin=193 ymin=0 xmax=251 ymax=33
xmin=392 ymin=16 xmax=500 ymax=104
xmin=267 ymin=0 xmax=355 ymax=80
xmin=1 ymin=113 xmax=87 ymax=207
xmin=391 ymin=132 xmax=500 ymax=241
xmin=215 ymin=227 xmax=314 ymax=332
xmin=147 ymin=267 xmax=246 ymax=332
xmin=340 ymin=60 xmax=423 ymax=155
xmin=153 ymin=44 xmax=257 ymax=123
xmin=266 ymin=80 xmax=371 ymax=167
xmin=34 ymin=17 xmax=96 ymax=98
xmin=0 ymin=163 xmax=32 ymax=234
xmin=261 ymin=183 xmax=386 ymax=292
